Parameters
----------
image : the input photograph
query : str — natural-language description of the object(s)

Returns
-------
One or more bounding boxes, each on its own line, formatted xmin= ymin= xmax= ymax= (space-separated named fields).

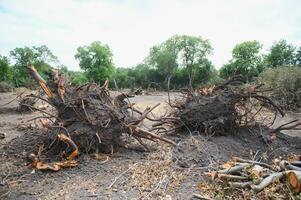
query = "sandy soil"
xmin=0 ymin=90 xmax=301 ymax=200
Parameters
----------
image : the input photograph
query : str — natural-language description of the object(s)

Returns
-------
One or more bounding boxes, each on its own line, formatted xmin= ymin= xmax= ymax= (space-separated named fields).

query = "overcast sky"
xmin=0 ymin=0 xmax=300 ymax=71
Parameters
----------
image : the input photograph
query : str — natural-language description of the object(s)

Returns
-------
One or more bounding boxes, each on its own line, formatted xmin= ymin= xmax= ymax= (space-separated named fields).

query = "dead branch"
xmin=232 ymin=156 xmax=275 ymax=170
xmin=191 ymin=193 xmax=213 ymax=200
xmin=251 ymin=172 xmax=285 ymax=193
xmin=217 ymin=163 xmax=252 ymax=174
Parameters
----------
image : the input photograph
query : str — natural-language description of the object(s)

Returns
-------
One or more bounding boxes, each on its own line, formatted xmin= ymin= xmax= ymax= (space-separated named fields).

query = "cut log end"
xmin=287 ymin=171 xmax=301 ymax=194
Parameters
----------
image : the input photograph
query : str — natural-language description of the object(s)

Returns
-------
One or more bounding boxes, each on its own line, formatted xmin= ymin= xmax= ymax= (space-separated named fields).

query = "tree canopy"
xmin=9 ymin=45 xmax=59 ymax=87
xmin=175 ymin=35 xmax=213 ymax=88
xmin=0 ymin=55 xmax=12 ymax=82
xmin=265 ymin=39 xmax=296 ymax=68
xmin=1 ymin=37 xmax=300 ymax=90
xmin=220 ymin=40 xmax=264 ymax=80
xmin=75 ymin=41 xmax=115 ymax=84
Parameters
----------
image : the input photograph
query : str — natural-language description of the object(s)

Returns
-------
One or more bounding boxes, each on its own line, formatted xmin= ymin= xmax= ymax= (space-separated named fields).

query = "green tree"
xmin=58 ymin=65 xmax=88 ymax=85
xmin=115 ymin=67 xmax=130 ymax=89
xmin=193 ymin=58 xmax=216 ymax=86
xmin=265 ymin=39 xmax=296 ymax=67
xmin=295 ymin=47 xmax=301 ymax=66
xmin=220 ymin=40 xmax=263 ymax=80
xmin=176 ymin=35 xmax=213 ymax=88
xmin=0 ymin=55 xmax=12 ymax=82
xmin=75 ymin=41 xmax=115 ymax=85
xmin=148 ymin=37 xmax=179 ymax=91
xmin=10 ymin=45 xmax=58 ymax=87
xmin=130 ymin=63 xmax=151 ymax=89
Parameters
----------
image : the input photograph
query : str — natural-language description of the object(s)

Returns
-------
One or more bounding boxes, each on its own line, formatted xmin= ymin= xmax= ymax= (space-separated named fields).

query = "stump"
xmin=287 ymin=171 xmax=301 ymax=193
xmin=164 ymin=78 xmax=284 ymax=135
xmin=27 ymin=65 xmax=175 ymax=158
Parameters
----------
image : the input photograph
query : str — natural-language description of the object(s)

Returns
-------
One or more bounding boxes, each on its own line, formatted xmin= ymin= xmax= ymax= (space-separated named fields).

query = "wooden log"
xmin=232 ymin=156 xmax=274 ymax=170
xmin=287 ymin=171 xmax=301 ymax=194
xmin=229 ymin=179 xmax=262 ymax=189
xmin=217 ymin=163 xmax=252 ymax=174
xmin=251 ymin=172 xmax=285 ymax=193
xmin=228 ymin=181 xmax=253 ymax=189
xmin=291 ymin=161 xmax=301 ymax=167
xmin=217 ymin=174 xmax=250 ymax=181
xmin=280 ymin=160 xmax=301 ymax=171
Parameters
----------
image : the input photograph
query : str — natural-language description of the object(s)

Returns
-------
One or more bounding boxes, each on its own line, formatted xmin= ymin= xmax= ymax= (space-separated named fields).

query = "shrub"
xmin=258 ymin=66 xmax=301 ymax=111
xmin=0 ymin=81 xmax=14 ymax=93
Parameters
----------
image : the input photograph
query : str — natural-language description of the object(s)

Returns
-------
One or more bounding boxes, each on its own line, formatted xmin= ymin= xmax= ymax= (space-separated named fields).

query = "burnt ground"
xmin=0 ymin=90 xmax=301 ymax=200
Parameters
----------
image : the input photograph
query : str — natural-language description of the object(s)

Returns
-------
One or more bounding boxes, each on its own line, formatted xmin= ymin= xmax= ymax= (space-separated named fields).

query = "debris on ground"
xmin=18 ymin=95 xmax=37 ymax=112
xmin=198 ymin=155 xmax=301 ymax=199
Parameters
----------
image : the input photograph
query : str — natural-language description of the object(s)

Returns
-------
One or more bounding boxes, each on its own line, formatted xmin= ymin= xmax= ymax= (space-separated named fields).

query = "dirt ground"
xmin=0 ymin=90 xmax=301 ymax=200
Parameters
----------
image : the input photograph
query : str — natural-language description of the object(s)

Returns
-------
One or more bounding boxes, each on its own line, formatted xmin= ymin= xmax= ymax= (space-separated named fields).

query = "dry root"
xmin=26 ymin=65 xmax=175 ymax=169
xmin=160 ymin=77 xmax=285 ymax=136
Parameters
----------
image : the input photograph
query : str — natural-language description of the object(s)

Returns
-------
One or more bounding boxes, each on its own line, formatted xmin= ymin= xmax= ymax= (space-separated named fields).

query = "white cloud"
xmin=0 ymin=0 xmax=300 ymax=70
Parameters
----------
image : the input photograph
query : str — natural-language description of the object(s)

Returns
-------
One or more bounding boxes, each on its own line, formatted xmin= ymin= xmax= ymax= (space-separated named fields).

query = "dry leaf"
xmin=33 ymin=160 xmax=78 ymax=172
xmin=222 ymin=161 xmax=234 ymax=169
xmin=198 ymin=182 xmax=208 ymax=192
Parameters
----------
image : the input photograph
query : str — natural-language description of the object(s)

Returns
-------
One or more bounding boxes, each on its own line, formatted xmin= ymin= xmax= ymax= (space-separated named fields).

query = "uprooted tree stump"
xmin=158 ymin=77 xmax=285 ymax=136
xmin=26 ymin=65 xmax=175 ymax=160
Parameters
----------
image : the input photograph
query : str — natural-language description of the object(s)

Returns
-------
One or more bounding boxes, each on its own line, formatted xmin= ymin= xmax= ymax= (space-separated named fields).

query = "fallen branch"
xmin=251 ymin=172 xmax=285 ymax=193
xmin=108 ymin=163 xmax=138 ymax=188
xmin=217 ymin=163 xmax=252 ymax=174
xmin=191 ymin=193 xmax=212 ymax=200
xmin=232 ymin=156 xmax=275 ymax=170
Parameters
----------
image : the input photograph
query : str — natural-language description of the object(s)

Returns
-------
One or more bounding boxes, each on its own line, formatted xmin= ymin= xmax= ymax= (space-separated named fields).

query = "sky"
xmin=0 ymin=0 xmax=301 ymax=71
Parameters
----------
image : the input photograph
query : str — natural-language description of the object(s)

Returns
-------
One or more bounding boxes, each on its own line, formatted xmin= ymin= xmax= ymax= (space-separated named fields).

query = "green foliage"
xmin=59 ymin=66 xmax=88 ymax=85
xmin=258 ymin=66 xmax=301 ymax=111
xmin=129 ymin=63 xmax=152 ymax=89
xmin=0 ymin=55 xmax=12 ymax=82
xmin=220 ymin=40 xmax=264 ymax=80
xmin=115 ymin=68 xmax=130 ymax=89
xmin=175 ymin=35 xmax=213 ymax=88
xmin=75 ymin=41 xmax=115 ymax=85
xmin=147 ymin=35 xmax=214 ymax=89
xmin=148 ymin=37 xmax=179 ymax=78
xmin=265 ymin=39 xmax=296 ymax=68
xmin=10 ymin=45 xmax=58 ymax=87
xmin=295 ymin=46 xmax=301 ymax=66
xmin=193 ymin=59 xmax=216 ymax=87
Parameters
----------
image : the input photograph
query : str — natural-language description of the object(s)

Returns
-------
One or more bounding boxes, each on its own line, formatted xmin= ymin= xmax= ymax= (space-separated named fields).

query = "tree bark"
xmin=167 ymin=75 xmax=172 ymax=105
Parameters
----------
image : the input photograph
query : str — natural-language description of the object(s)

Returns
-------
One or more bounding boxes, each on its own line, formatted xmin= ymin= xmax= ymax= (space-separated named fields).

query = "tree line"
xmin=1 ymin=35 xmax=301 ymax=89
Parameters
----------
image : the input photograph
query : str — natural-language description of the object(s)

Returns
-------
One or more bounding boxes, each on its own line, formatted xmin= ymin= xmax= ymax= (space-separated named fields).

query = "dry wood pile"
xmin=202 ymin=155 xmax=301 ymax=196
xmin=25 ymin=66 xmax=175 ymax=169
xmin=164 ymin=77 xmax=285 ymax=136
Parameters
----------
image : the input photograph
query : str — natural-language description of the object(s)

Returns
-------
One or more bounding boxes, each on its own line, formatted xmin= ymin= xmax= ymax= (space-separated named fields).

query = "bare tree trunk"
xmin=167 ymin=75 xmax=172 ymax=105
xmin=188 ymin=68 xmax=193 ymax=89
xmin=113 ymin=78 xmax=119 ymax=91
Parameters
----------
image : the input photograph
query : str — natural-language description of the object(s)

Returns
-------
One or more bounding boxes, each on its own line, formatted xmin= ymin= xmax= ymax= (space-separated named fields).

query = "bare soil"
xmin=0 ymin=91 xmax=301 ymax=200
